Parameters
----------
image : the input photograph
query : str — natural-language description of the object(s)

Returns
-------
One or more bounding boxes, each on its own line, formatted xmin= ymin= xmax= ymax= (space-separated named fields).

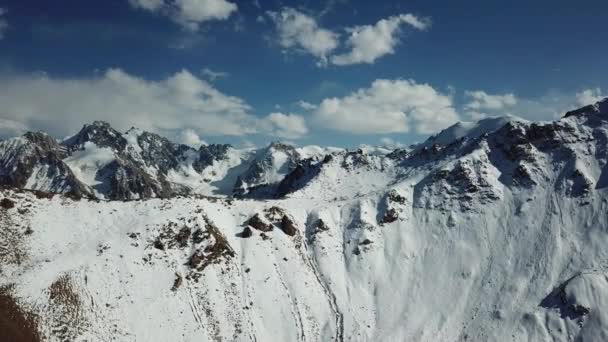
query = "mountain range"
xmin=1 ymin=98 xmax=607 ymax=341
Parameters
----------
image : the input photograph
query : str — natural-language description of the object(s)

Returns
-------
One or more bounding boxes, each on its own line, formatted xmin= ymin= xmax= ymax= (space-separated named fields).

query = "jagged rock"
xmin=63 ymin=121 xmax=127 ymax=152
xmin=359 ymin=239 xmax=373 ymax=246
xmin=193 ymin=144 xmax=231 ymax=173
xmin=187 ymin=217 xmax=235 ymax=273
xmin=192 ymin=229 xmax=205 ymax=244
xmin=233 ymin=142 xmax=301 ymax=198
xmin=387 ymin=190 xmax=407 ymax=205
xmin=188 ymin=251 xmax=205 ymax=269
xmin=381 ymin=208 xmax=399 ymax=224
xmin=309 ymin=219 xmax=330 ymax=242
xmin=264 ymin=206 xmax=286 ymax=221
xmin=246 ymin=213 xmax=273 ymax=232
xmin=276 ymin=159 xmax=322 ymax=198
xmin=414 ymin=154 xmax=502 ymax=211
xmin=514 ymin=163 xmax=536 ymax=184
xmin=0 ymin=132 xmax=92 ymax=198
xmin=0 ymin=198 xmax=15 ymax=209
xmin=171 ymin=273 xmax=183 ymax=291
xmin=153 ymin=239 xmax=165 ymax=251
xmin=175 ymin=227 xmax=191 ymax=248
xmin=280 ymin=215 xmax=297 ymax=236
xmin=236 ymin=227 xmax=253 ymax=238
xmin=33 ymin=190 xmax=55 ymax=199
xmin=314 ymin=219 xmax=330 ymax=234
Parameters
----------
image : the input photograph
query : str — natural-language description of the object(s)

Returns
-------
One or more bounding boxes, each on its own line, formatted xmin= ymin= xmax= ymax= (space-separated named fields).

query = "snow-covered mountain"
xmin=1 ymin=98 xmax=608 ymax=341
xmin=0 ymin=121 xmax=340 ymax=201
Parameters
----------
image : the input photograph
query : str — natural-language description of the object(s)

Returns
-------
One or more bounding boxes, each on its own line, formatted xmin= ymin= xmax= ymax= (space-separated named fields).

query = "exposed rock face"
xmin=0 ymin=198 xmax=15 ymax=210
xmin=280 ymin=215 xmax=297 ymax=236
xmin=193 ymin=144 xmax=231 ymax=173
xmin=234 ymin=142 xmax=301 ymax=198
xmin=245 ymin=213 xmax=273 ymax=232
xmin=308 ymin=219 xmax=330 ymax=242
xmin=64 ymin=121 xmax=126 ymax=151
xmin=276 ymin=158 xmax=325 ymax=198
xmin=236 ymin=226 xmax=253 ymax=238
xmin=380 ymin=208 xmax=399 ymax=224
xmin=1 ymin=122 xmax=244 ymax=200
xmin=414 ymin=152 xmax=502 ymax=211
xmin=0 ymin=132 xmax=91 ymax=198
xmin=0 ymin=98 xmax=607 ymax=205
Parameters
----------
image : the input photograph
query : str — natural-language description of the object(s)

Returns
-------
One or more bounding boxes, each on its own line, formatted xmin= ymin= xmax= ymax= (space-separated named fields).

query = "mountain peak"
xmin=418 ymin=115 xmax=522 ymax=151
xmin=63 ymin=121 xmax=126 ymax=151
xmin=268 ymin=141 xmax=295 ymax=151
xmin=564 ymin=97 xmax=608 ymax=120
xmin=88 ymin=120 xmax=113 ymax=128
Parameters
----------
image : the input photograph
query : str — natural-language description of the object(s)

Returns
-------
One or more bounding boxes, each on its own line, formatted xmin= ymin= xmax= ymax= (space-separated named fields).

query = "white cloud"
xmin=490 ymin=90 xmax=594 ymax=122
xmin=379 ymin=137 xmax=405 ymax=149
xmin=331 ymin=14 xmax=430 ymax=66
xmin=297 ymin=100 xmax=317 ymax=110
xmin=313 ymin=79 xmax=459 ymax=135
xmin=262 ymin=112 xmax=309 ymax=139
xmin=0 ymin=8 xmax=8 ymax=39
xmin=0 ymin=69 xmax=261 ymax=139
xmin=466 ymin=111 xmax=489 ymax=121
xmin=465 ymin=90 xmax=517 ymax=111
xmin=0 ymin=118 xmax=28 ymax=138
xmin=576 ymin=88 xmax=605 ymax=106
xmin=201 ymin=67 xmax=229 ymax=81
xmin=267 ymin=8 xmax=339 ymax=66
xmin=128 ymin=0 xmax=163 ymax=11
xmin=178 ymin=128 xmax=207 ymax=148
xmin=128 ymin=0 xmax=237 ymax=31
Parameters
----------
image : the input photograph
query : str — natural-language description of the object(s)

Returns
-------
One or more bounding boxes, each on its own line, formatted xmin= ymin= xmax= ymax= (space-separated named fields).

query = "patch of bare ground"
xmin=188 ymin=216 xmax=235 ymax=278
xmin=0 ymin=285 xmax=41 ymax=342
xmin=0 ymin=198 xmax=27 ymax=266
xmin=43 ymin=274 xmax=88 ymax=341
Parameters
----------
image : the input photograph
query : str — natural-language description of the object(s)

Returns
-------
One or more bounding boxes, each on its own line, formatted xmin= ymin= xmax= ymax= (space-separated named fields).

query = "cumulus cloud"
xmin=0 ymin=118 xmax=28 ymax=138
xmin=201 ymin=67 xmax=229 ymax=81
xmin=465 ymin=90 xmax=517 ymax=111
xmin=330 ymin=14 xmax=430 ymax=66
xmin=267 ymin=7 xmax=339 ymax=66
xmin=128 ymin=0 xmax=237 ymax=31
xmin=261 ymin=112 xmax=309 ymax=139
xmin=0 ymin=8 xmax=8 ymax=39
xmin=266 ymin=8 xmax=430 ymax=67
xmin=178 ymin=128 xmax=207 ymax=148
xmin=313 ymin=79 xmax=459 ymax=135
xmin=485 ymin=89 xmax=597 ymax=122
xmin=576 ymin=88 xmax=605 ymax=106
xmin=0 ymin=69 xmax=263 ymax=139
xmin=379 ymin=137 xmax=405 ymax=149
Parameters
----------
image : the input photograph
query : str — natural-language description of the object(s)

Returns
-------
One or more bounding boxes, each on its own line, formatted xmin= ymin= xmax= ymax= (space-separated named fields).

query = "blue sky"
xmin=0 ymin=0 xmax=606 ymax=148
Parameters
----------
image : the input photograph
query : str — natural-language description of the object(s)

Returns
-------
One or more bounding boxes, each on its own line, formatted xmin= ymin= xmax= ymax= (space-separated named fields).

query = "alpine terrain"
xmin=1 ymin=98 xmax=608 ymax=342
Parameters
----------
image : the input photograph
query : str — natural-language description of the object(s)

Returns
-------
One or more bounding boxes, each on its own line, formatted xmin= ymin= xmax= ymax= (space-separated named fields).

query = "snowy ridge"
xmin=0 ymin=98 xmax=608 ymax=341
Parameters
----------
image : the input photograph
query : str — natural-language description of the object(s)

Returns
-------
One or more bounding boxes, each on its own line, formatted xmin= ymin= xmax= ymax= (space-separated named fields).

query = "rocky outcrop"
xmin=193 ymin=144 xmax=231 ymax=173
xmin=245 ymin=213 xmax=273 ymax=232
xmin=234 ymin=142 xmax=301 ymax=198
xmin=62 ymin=121 xmax=126 ymax=152
xmin=280 ymin=215 xmax=297 ymax=236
